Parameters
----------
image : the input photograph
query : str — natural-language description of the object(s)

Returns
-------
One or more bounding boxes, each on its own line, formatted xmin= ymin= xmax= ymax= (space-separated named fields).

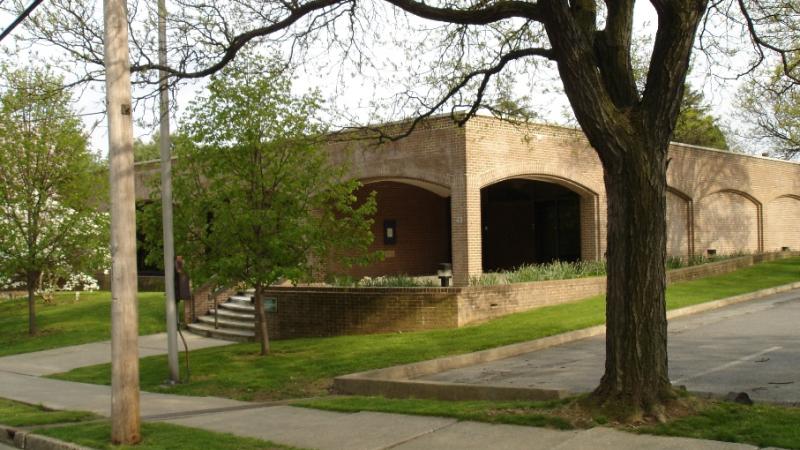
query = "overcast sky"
xmin=0 ymin=1 xmax=757 ymax=157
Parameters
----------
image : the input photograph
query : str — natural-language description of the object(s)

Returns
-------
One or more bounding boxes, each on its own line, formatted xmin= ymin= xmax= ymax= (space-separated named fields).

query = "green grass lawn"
xmin=36 ymin=422 xmax=302 ymax=450
xmin=0 ymin=397 xmax=300 ymax=450
xmin=640 ymin=402 xmax=800 ymax=449
xmin=295 ymin=396 xmax=574 ymax=429
xmin=294 ymin=395 xmax=800 ymax=450
xmin=0 ymin=397 xmax=99 ymax=427
xmin=51 ymin=257 xmax=800 ymax=401
xmin=0 ymin=291 xmax=166 ymax=357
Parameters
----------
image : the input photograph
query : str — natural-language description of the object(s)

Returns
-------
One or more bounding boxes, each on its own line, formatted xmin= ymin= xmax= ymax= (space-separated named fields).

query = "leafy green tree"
xmin=133 ymin=136 xmax=161 ymax=162
xmin=0 ymin=67 xmax=109 ymax=335
xmin=150 ymin=59 xmax=376 ymax=355
xmin=673 ymin=86 xmax=729 ymax=150
xmin=738 ymin=62 xmax=799 ymax=159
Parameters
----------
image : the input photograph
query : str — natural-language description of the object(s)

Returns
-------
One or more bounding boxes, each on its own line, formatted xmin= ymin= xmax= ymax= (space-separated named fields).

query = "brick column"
xmin=450 ymin=176 xmax=483 ymax=286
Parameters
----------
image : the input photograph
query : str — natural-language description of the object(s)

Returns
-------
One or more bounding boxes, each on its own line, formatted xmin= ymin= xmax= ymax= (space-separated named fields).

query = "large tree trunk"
xmin=591 ymin=141 xmax=673 ymax=414
xmin=531 ymin=0 xmax=705 ymax=419
xmin=26 ymin=271 xmax=37 ymax=336
xmin=253 ymin=283 xmax=270 ymax=356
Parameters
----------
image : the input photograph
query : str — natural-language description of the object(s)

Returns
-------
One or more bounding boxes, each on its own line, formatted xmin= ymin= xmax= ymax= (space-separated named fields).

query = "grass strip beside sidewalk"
xmin=294 ymin=396 xmax=800 ymax=450
xmin=0 ymin=397 xmax=300 ymax=450
xmin=0 ymin=398 xmax=99 ymax=427
xmin=35 ymin=422 xmax=301 ymax=450
xmin=640 ymin=402 xmax=800 ymax=450
xmin=50 ymin=257 xmax=800 ymax=401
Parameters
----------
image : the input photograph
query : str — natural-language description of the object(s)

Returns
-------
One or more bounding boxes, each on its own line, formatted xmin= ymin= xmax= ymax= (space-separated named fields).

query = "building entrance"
xmin=481 ymin=179 xmax=581 ymax=272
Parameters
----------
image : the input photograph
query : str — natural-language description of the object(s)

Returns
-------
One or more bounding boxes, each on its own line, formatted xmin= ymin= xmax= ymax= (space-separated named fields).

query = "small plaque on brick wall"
xmin=264 ymin=297 xmax=277 ymax=313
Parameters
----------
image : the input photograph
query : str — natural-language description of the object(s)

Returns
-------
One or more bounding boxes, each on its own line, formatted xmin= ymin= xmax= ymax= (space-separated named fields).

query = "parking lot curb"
xmin=334 ymin=281 xmax=800 ymax=401
xmin=0 ymin=424 xmax=93 ymax=450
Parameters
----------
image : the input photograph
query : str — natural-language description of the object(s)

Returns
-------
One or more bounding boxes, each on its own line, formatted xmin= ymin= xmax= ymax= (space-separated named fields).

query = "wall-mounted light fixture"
xmin=384 ymin=219 xmax=397 ymax=245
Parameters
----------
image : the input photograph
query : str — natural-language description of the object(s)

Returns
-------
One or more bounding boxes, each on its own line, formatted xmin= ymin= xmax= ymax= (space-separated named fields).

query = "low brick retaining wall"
xmin=456 ymin=277 xmax=605 ymax=326
xmin=665 ymin=252 xmax=795 ymax=283
xmin=190 ymin=251 xmax=799 ymax=339
xmin=261 ymin=287 xmax=459 ymax=339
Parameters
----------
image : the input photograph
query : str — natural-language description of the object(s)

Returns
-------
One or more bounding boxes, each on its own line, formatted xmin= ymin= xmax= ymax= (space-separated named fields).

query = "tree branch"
xmin=382 ymin=0 xmax=543 ymax=25
xmin=132 ymin=0 xmax=347 ymax=79
xmin=348 ymin=46 xmax=554 ymax=142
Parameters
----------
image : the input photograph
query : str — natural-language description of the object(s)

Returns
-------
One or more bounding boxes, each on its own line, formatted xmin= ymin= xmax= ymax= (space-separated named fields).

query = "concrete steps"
xmin=186 ymin=322 xmax=255 ymax=342
xmin=187 ymin=293 xmax=257 ymax=342
xmin=197 ymin=315 xmax=255 ymax=330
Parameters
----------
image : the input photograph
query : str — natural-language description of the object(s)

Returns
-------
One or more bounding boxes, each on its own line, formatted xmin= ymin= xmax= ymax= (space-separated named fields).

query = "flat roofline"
xmin=667 ymin=141 xmax=799 ymax=165
xmin=467 ymin=114 xmax=800 ymax=167
xmin=135 ymin=113 xmax=799 ymax=167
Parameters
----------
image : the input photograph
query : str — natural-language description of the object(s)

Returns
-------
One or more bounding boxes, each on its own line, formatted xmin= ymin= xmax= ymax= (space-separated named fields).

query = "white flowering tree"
xmin=0 ymin=67 xmax=109 ymax=335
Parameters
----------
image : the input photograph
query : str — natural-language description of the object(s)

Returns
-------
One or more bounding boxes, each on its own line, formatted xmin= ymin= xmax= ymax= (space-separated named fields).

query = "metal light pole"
xmin=103 ymin=0 xmax=141 ymax=443
xmin=158 ymin=0 xmax=180 ymax=384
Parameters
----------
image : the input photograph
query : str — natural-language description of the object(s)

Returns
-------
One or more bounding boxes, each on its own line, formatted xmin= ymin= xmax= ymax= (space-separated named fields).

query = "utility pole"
xmin=104 ymin=0 xmax=141 ymax=444
xmin=158 ymin=0 xmax=180 ymax=384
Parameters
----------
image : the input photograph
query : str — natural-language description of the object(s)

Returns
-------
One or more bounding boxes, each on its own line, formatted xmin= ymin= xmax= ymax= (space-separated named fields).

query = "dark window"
xmin=383 ymin=219 xmax=397 ymax=245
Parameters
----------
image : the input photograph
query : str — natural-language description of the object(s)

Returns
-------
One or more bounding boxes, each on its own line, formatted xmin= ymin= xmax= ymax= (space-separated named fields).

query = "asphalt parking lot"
xmin=420 ymin=289 xmax=800 ymax=405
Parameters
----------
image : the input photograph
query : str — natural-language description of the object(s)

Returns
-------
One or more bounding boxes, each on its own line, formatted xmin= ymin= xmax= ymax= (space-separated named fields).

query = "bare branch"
xmin=383 ymin=0 xmax=542 ymax=25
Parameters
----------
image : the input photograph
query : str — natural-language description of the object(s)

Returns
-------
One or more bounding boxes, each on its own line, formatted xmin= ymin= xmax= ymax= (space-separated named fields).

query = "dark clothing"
xmin=174 ymin=258 xmax=191 ymax=301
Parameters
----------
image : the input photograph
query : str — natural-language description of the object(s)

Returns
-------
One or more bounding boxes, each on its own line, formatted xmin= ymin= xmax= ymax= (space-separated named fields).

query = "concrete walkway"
xmin=0 ymin=332 xmax=232 ymax=376
xmin=0 ymin=332 xmax=786 ymax=449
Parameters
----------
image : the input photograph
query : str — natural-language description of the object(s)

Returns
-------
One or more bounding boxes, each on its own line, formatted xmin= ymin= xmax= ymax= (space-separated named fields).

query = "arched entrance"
xmin=348 ymin=179 xmax=452 ymax=277
xmin=481 ymin=179 xmax=582 ymax=271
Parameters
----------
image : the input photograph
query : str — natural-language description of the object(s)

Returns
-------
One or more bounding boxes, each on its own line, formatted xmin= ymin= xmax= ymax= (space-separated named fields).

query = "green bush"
xmin=358 ymin=275 xmax=438 ymax=288
xmin=472 ymin=260 xmax=606 ymax=286
xmin=470 ymin=252 xmax=751 ymax=286
xmin=328 ymin=274 xmax=438 ymax=288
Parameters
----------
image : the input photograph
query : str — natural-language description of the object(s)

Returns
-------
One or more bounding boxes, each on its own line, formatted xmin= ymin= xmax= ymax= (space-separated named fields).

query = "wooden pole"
xmin=158 ymin=0 xmax=180 ymax=384
xmin=103 ymin=0 xmax=141 ymax=443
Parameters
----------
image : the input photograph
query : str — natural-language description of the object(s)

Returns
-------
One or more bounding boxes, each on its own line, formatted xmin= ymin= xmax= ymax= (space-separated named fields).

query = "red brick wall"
xmin=345 ymin=181 xmax=451 ymax=278
xmin=262 ymin=287 xmax=459 ymax=339
xmin=199 ymin=252 xmax=798 ymax=339
xmin=457 ymin=277 xmax=606 ymax=326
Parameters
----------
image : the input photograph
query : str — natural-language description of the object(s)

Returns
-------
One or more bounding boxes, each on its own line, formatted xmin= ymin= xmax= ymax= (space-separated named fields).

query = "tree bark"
xmin=592 ymin=140 xmax=673 ymax=414
xmin=26 ymin=271 xmax=37 ymax=336
xmin=536 ymin=0 xmax=707 ymax=416
xmin=253 ymin=283 xmax=270 ymax=356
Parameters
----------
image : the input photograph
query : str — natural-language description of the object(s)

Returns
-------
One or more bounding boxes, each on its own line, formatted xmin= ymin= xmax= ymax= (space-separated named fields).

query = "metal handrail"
xmin=214 ymin=294 xmax=219 ymax=329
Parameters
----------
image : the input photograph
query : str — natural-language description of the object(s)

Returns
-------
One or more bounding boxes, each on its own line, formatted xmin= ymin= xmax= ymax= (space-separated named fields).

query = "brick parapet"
xmin=261 ymin=287 xmax=459 ymax=339
xmin=253 ymin=251 xmax=798 ymax=338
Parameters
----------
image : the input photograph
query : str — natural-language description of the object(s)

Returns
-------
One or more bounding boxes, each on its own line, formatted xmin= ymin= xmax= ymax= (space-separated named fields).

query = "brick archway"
xmin=345 ymin=179 xmax=452 ymax=278
xmin=765 ymin=194 xmax=800 ymax=252
xmin=479 ymin=176 xmax=601 ymax=267
xmin=696 ymin=189 xmax=764 ymax=255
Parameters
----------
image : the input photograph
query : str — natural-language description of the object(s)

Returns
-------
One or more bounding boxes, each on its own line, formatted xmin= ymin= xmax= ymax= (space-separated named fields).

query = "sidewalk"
xmin=0 ymin=332 xmax=786 ymax=449
xmin=0 ymin=332 xmax=232 ymax=377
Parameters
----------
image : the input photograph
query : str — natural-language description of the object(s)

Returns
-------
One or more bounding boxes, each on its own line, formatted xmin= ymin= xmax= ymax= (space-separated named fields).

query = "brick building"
xmin=135 ymin=115 xmax=800 ymax=287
